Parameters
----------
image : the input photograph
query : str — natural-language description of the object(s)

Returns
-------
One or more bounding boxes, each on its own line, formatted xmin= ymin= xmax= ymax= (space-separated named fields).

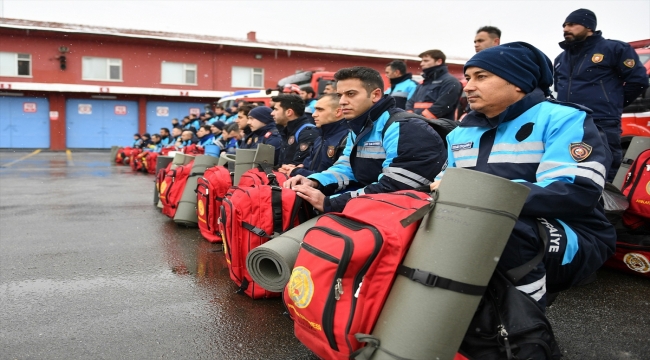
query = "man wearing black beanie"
xmin=554 ymin=8 xmax=648 ymax=182
xmin=430 ymin=41 xmax=616 ymax=358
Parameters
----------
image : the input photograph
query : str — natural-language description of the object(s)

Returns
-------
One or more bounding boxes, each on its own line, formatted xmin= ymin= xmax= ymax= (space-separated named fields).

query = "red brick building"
xmin=0 ymin=18 xmax=465 ymax=150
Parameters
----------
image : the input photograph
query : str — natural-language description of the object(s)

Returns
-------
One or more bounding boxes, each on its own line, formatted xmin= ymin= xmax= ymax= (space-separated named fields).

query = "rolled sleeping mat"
xmin=172 ymin=152 xmax=194 ymax=168
xmin=246 ymin=216 xmax=320 ymax=292
xmin=173 ymin=154 xmax=220 ymax=227
xmin=612 ymin=136 xmax=650 ymax=190
xmin=153 ymin=155 xmax=174 ymax=206
xmin=110 ymin=146 xmax=120 ymax=164
xmin=234 ymin=144 xmax=275 ymax=186
xmin=364 ymin=167 xmax=530 ymax=360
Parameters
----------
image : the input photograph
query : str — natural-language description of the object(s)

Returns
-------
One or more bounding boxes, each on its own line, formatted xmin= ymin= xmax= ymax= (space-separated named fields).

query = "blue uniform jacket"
xmin=241 ymin=123 xmax=283 ymax=165
xmin=554 ymin=31 xmax=649 ymax=121
xmin=406 ymin=65 xmax=462 ymax=120
xmin=436 ymin=88 xmax=616 ymax=266
xmin=292 ymin=120 xmax=349 ymax=178
xmin=208 ymin=114 xmax=227 ymax=124
xmin=385 ymin=73 xmax=418 ymax=110
xmin=305 ymin=99 xmax=318 ymax=114
xmin=310 ymin=96 xmax=447 ymax=213
xmin=197 ymin=134 xmax=214 ymax=147
xmin=279 ymin=115 xmax=320 ymax=166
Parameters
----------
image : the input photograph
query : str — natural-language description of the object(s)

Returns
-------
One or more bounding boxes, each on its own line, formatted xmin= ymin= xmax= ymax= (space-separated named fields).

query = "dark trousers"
xmin=596 ymin=119 xmax=622 ymax=182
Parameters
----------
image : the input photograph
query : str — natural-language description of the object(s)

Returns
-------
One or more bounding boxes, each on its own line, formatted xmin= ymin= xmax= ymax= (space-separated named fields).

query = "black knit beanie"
xmin=464 ymin=42 xmax=554 ymax=97
xmin=564 ymin=8 xmax=597 ymax=31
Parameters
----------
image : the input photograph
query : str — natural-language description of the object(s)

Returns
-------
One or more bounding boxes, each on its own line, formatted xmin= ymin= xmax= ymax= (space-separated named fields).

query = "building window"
xmin=232 ymin=66 xmax=264 ymax=88
xmin=0 ymin=52 xmax=31 ymax=77
xmin=82 ymin=57 xmax=122 ymax=81
xmin=161 ymin=62 xmax=197 ymax=85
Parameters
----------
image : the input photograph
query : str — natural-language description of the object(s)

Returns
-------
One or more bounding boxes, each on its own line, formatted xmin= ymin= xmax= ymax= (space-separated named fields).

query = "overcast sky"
xmin=2 ymin=0 xmax=649 ymax=62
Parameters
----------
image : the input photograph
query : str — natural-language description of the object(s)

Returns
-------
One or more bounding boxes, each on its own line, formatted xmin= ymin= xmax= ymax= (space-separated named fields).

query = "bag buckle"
xmin=410 ymin=268 xmax=438 ymax=287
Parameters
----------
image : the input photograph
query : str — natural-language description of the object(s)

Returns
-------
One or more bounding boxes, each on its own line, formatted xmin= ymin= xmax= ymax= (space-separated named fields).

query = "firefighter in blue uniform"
xmin=159 ymin=128 xmax=171 ymax=146
xmin=271 ymin=94 xmax=320 ymax=166
xmin=240 ymin=106 xmax=283 ymax=165
xmin=406 ymin=49 xmax=463 ymax=120
xmin=285 ymin=66 xmax=447 ymax=213
xmin=208 ymin=105 xmax=228 ymax=124
xmin=432 ymin=42 xmax=616 ymax=311
xmin=300 ymin=86 xmax=318 ymax=115
xmin=384 ymin=60 xmax=418 ymax=110
xmin=554 ymin=9 xmax=649 ymax=182
xmin=195 ymin=125 xmax=215 ymax=147
xmin=278 ymin=94 xmax=349 ymax=177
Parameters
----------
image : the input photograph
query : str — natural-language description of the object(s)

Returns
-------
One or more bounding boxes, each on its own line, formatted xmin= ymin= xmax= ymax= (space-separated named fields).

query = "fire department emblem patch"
xmin=159 ymin=181 xmax=167 ymax=195
xmin=327 ymin=146 xmax=336 ymax=158
xmin=288 ymin=135 xmax=295 ymax=145
xmin=569 ymin=142 xmax=592 ymax=162
xmin=623 ymin=252 xmax=650 ymax=273
xmin=198 ymin=200 xmax=205 ymax=217
xmin=264 ymin=131 xmax=272 ymax=139
xmin=247 ymin=137 xmax=253 ymax=145
xmin=624 ymin=59 xmax=635 ymax=68
xmin=254 ymin=137 xmax=258 ymax=143
xmin=288 ymin=266 xmax=314 ymax=308
xmin=591 ymin=53 xmax=604 ymax=63
xmin=299 ymin=143 xmax=309 ymax=152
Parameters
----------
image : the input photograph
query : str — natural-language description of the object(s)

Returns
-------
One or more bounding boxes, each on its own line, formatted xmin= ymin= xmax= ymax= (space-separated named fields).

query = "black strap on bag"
xmin=257 ymin=161 xmax=278 ymax=186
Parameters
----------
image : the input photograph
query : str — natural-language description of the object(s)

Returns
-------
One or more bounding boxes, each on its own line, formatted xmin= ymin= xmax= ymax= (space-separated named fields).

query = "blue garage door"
xmin=66 ymin=99 xmax=138 ymax=148
xmin=146 ymin=101 xmax=206 ymax=134
xmin=0 ymin=96 xmax=50 ymax=148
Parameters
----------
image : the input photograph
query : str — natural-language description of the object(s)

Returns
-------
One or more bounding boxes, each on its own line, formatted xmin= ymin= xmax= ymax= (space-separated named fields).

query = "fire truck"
xmin=622 ymin=39 xmax=650 ymax=148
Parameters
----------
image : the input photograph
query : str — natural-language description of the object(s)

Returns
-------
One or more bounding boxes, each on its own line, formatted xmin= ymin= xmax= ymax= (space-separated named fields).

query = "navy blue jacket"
xmin=241 ymin=123 xmax=283 ymax=165
xmin=437 ymin=88 xmax=615 ymax=266
xmin=406 ymin=65 xmax=462 ymax=120
xmin=310 ymin=96 xmax=447 ymax=213
xmin=385 ymin=73 xmax=418 ymax=110
xmin=291 ymin=120 xmax=350 ymax=178
xmin=279 ymin=115 xmax=320 ymax=166
xmin=554 ymin=31 xmax=649 ymax=121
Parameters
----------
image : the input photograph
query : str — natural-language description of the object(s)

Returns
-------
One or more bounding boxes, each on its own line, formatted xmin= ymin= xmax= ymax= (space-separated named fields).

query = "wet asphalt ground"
xmin=0 ymin=151 xmax=648 ymax=360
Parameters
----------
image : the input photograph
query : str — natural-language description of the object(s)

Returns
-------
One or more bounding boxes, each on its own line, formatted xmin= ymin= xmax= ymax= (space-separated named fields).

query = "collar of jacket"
xmin=199 ymin=133 xmax=214 ymax=142
xmin=283 ymin=114 xmax=312 ymax=135
xmin=558 ymin=30 xmax=603 ymax=51
xmin=390 ymin=73 xmax=413 ymax=87
xmin=422 ymin=65 xmax=448 ymax=82
xmin=460 ymin=88 xmax=547 ymax=129
xmin=320 ymin=119 xmax=347 ymax=137
xmin=346 ymin=95 xmax=396 ymax=135
xmin=253 ymin=123 xmax=278 ymax=136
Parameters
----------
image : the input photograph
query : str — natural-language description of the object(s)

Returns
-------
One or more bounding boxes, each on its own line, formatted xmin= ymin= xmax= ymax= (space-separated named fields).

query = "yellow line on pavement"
xmin=0 ymin=149 xmax=42 ymax=168
xmin=66 ymin=149 xmax=75 ymax=166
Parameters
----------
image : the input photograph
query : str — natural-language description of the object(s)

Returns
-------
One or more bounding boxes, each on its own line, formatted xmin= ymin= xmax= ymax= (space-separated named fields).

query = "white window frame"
xmin=160 ymin=61 xmax=197 ymax=86
xmin=0 ymin=52 xmax=32 ymax=78
xmin=82 ymin=56 xmax=123 ymax=82
xmin=231 ymin=66 xmax=264 ymax=88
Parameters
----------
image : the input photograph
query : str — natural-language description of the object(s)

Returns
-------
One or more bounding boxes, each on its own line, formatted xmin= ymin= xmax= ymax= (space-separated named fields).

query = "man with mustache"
xmin=554 ymin=8 xmax=648 ymax=182
xmin=432 ymin=42 xmax=616 ymax=315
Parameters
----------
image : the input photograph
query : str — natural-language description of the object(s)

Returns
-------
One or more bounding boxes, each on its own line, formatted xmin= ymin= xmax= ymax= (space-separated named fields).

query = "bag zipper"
xmin=624 ymin=156 xmax=650 ymax=200
xmin=197 ymin=181 xmax=211 ymax=231
xmin=325 ymin=215 xmax=384 ymax=353
xmin=303 ymin=226 xmax=353 ymax=352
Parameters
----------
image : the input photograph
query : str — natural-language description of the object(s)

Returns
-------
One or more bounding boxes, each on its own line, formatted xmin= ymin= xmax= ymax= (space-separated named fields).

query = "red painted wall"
xmin=0 ymin=28 xmax=464 ymax=92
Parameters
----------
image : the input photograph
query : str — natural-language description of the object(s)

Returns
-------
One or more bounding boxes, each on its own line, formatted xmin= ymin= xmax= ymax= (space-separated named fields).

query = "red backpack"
xmin=284 ymin=190 xmax=435 ymax=360
xmin=238 ymin=164 xmax=289 ymax=188
xmin=116 ymin=147 xmax=136 ymax=165
xmin=160 ymin=161 xmax=194 ymax=219
xmin=621 ymin=149 xmax=650 ymax=231
xmin=182 ymin=144 xmax=204 ymax=155
xmin=156 ymin=162 xmax=174 ymax=200
xmin=129 ymin=149 xmax=144 ymax=172
xmin=196 ymin=165 xmax=233 ymax=243
xmin=142 ymin=152 xmax=159 ymax=174
xmin=220 ymin=185 xmax=313 ymax=299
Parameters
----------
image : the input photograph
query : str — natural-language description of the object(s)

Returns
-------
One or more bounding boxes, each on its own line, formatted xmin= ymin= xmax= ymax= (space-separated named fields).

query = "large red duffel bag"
xmin=129 ymin=149 xmax=144 ymax=172
xmin=142 ymin=152 xmax=159 ymax=174
xmin=182 ymin=144 xmax=205 ymax=155
xmin=604 ymin=231 xmax=650 ymax=278
xmin=220 ymin=185 xmax=313 ymax=299
xmin=160 ymin=161 xmax=194 ymax=219
xmin=284 ymin=190 xmax=433 ymax=360
xmin=196 ymin=165 xmax=233 ymax=243
xmin=116 ymin=147 xmax=135 ymax=165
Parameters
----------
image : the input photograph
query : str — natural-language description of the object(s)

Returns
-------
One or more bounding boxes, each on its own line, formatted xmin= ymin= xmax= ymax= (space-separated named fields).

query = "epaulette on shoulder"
xmin=546 ymin=98 xmax=593 ymax=114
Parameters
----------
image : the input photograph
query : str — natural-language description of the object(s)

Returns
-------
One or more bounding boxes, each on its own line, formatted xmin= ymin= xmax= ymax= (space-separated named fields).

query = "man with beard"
xmin=240 ymin=106 xmax=282 ymax=164
xmin=384 ymin=60 xmax=418 ymax=110
xmin=406 ymin=49 xmax=462 ymax=120
xmin=554 ymin=8 xmax=648 ymax=182
xmin=284 ymin=66 xmax=447 ymax=213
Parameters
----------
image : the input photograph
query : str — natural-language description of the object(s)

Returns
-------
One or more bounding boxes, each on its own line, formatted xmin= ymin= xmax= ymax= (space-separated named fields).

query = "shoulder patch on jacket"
xmin=624 ymin=59 xmax=635 ymax=68
xmin=591 ymin=53 xmax=604 ymax=63
xmin=569 ymin=142 xmax=592 ymax=162
xmin=299 ymin=143 xmax=309 ymax=152
xmin=264 ymin=131 xmax=272 ymax=139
